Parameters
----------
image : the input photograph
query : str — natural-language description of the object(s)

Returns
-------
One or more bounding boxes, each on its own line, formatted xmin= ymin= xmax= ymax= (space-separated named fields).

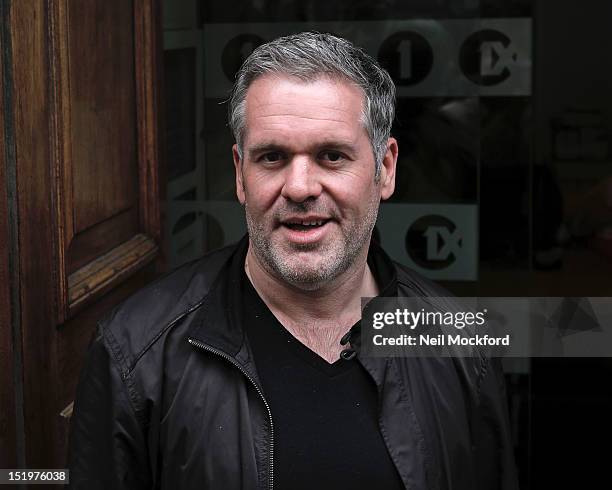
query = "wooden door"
xmin=0 ymin=0 xmax=164 ymax=468
xmin=0 ymin=2 xmax=18 ymax=466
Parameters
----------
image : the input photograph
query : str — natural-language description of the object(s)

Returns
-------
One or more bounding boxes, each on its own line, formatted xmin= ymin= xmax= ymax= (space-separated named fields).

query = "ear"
xmin=233 ymin=144 xmax=246 ymax=204
xmin=378 ymin=137 xmax=398 ymax=201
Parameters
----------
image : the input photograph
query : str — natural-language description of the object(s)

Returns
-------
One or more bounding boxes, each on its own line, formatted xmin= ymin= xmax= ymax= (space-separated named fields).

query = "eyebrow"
xmin=247 ymin=143 xmax=286 ymax=160
xmin=246 ymin=140 xmax=358 ymax=159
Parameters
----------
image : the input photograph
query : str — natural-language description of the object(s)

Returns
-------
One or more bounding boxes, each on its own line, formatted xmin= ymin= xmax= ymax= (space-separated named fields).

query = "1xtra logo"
xmin=459 ymin=29 xmax=518 ymax=86
xmin=405 ymin=215 xmax=463 ymax=270
xmin=377 ymin=31 xmax=434 ymax=86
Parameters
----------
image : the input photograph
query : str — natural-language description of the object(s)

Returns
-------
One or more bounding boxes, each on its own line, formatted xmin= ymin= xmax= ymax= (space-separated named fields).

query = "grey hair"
xmin=228 ymin=31 xmax=396 ymax=179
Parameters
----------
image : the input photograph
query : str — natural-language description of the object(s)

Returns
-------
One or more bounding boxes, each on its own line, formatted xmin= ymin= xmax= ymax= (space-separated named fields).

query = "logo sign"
xmin=203 ymin=19 xmax=531 ymax=98
xmin=221 ymin=34 xmax=265 ymax=82
xmin=406 ymin=215 xmax=463 ymax=269
xmin=377 ymin=204 xmax=478 ymax=281
xmin=377 ymin=31 xmax=434 ymax=86
xmin=459 ymin=29 xmax=518 ymax=86
xmin=167 ymin=201 xmax=246 ymax=268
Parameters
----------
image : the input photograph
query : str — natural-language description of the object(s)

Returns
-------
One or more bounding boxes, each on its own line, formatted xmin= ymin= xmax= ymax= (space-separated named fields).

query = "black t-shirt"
xmin=241 ymin=249 xmax=404 ymax=490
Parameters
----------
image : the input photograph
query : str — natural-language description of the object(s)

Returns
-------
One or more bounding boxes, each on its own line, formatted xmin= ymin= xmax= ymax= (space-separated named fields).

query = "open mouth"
xmin=282 ymin=219 xmax=330 ymax=231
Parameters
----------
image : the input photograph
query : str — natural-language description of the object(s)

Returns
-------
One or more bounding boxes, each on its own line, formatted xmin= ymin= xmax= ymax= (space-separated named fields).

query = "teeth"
xmin=284 ymin=219 xmax=326 ymax=227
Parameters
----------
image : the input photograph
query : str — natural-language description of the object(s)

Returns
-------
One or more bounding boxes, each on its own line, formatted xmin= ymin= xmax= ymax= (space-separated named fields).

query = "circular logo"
xmin=459 ymin=29 xmax=515 ymax=86
xmin=378 ymin=31 xmax=434 ymax=86
xmin=221 ymin=34 xmax=266 ymax=82
xmin=405 ymin=215 xmax=461 ymax=269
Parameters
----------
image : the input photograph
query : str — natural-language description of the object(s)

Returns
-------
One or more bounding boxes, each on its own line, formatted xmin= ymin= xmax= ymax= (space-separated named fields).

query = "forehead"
xmin=242 ymin=74 xmax=367 ymax=144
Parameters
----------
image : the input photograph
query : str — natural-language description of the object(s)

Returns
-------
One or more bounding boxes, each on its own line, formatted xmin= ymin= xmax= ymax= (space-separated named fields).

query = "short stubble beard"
xmin=244 ymin=192 xmax=381 ymax=291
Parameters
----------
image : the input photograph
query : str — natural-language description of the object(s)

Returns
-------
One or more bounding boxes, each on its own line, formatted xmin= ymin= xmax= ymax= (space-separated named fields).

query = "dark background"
xmin=162 ymin=1 xmax=612 ymax=488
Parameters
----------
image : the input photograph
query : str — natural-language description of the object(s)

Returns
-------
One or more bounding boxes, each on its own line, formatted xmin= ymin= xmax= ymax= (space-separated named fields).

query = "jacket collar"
xmin=187 ymin=234 xmax=397 ymax=375
xmin=187 ymin=235 xmax=250 ymax=358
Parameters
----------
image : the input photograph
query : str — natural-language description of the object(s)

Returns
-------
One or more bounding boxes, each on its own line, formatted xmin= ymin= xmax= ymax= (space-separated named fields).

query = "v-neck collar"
xmin=242 ymin=270 xmax=358 ymax=376
xmin=240 ymin=238 xmax=398 ymax=369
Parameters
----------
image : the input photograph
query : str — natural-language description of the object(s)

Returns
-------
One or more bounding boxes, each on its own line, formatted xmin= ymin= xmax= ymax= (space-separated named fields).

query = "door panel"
xmin=49 ymin=0 xmax=161 ymax=321
xmin=68 ymin=0 xmax=138 ymax=237
xmin=2 ymin=0 xmax=164 ymax=467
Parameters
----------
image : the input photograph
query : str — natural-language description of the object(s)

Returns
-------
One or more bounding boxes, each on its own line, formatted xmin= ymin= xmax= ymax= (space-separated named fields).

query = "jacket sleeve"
xmin=473 ymin=357 xmax=520 ymax=490
xmin=68 ymin=327 xmax=152 ymax=489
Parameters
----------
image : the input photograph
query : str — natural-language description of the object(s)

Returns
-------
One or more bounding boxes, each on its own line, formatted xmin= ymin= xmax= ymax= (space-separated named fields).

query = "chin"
xmin=271 ymin=255 xmax=350 ymax=291
xmin=277 ymin=270 xmax=333 ymax=291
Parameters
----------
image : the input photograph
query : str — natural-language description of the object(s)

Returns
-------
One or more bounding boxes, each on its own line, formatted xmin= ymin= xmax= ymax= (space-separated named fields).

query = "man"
xmin=69 ymin=32 xmax=518 ymax=489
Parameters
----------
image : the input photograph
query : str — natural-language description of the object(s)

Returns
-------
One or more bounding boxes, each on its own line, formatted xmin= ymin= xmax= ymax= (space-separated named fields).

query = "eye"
xmin=319 ymin=151 xmax=345 ymax=164
xmin=258 ymin=151 xmax=284 ymax=164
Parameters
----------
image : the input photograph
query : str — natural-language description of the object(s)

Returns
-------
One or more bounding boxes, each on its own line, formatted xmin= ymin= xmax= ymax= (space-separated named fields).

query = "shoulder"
xmin=392 ymin=260 xmax=491 ymax=398
xmin=97 ymin=242 xmax=237 ymax=374
xmin=394 ymin=261 xmax=451 ymax=298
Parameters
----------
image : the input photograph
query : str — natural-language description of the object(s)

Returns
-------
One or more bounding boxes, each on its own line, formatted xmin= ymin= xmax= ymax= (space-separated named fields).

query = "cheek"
xmin=243 ymin=170 xmax=283 ymax=209
xmin=329 ymin=176 xmax=379 ymax=214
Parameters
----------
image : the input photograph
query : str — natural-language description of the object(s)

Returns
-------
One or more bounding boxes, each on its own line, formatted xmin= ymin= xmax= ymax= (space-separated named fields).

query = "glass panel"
xmin=161 ymin=2 xmax=612 ymax=487
xmin=164 ymin=47 xmax=197 ymax=181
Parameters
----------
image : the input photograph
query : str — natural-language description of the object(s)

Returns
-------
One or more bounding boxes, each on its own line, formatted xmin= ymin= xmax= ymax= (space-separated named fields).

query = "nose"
xmin=280 ymin=156 xmax=323 ymax=203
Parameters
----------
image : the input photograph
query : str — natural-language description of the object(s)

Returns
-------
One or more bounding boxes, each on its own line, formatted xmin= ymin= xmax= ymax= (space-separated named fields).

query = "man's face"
xmin=233 ymin=74 xmax=397 ymax=290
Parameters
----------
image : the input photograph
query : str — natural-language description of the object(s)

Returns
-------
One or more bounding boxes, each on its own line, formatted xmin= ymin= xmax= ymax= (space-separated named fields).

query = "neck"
xmin=245 ymin=243 xmax=379 ymax=363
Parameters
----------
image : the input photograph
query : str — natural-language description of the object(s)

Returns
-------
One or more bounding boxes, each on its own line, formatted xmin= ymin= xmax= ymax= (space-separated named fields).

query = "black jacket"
xmin=68 ymin=237 xmax=518 ymax=489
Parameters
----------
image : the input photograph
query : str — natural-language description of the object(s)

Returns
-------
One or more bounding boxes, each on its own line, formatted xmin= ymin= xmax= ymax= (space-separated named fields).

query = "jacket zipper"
xmin=188 ymin=338 xmax=274 ymax=490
